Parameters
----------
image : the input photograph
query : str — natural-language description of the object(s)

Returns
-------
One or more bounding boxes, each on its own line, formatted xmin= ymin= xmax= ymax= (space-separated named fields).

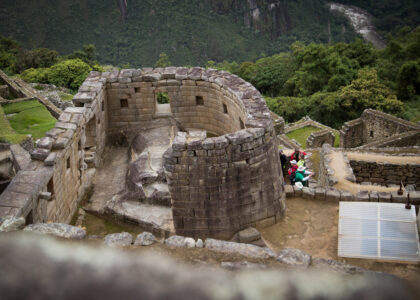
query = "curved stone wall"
xmin=98 ymin=67 xmax=285 ymax=238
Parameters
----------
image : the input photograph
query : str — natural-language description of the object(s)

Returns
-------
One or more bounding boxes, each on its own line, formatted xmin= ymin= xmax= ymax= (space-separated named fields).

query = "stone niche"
xmin=102 ymin=67 xmax=286 ymax=239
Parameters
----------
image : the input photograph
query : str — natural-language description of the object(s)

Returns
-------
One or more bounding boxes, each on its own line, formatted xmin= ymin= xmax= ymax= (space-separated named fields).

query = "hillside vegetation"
xmin=0 ymin=0 xmax=356 ymax=67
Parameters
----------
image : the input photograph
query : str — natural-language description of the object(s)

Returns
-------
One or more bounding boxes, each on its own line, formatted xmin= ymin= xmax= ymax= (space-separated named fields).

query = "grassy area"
xmin=59 ymin=92 xmax=74 ymax=102
xmin=286 ymin=126 xmax=321 ymax=149
xmin=3 ymin=100 xmax=56 ymax=140
xmin=0 ymin=105 xmax=28 ymax=144
xmin=287 ymin=125 xmax=340 ymax=148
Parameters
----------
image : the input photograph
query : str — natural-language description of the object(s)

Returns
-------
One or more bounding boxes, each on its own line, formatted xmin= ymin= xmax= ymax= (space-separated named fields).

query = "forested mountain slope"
xmin=0 ymin=0 xmax=356 ymax=66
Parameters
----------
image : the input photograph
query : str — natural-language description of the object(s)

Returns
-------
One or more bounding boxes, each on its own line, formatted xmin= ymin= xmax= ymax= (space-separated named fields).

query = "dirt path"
xmin=347 ymin=152 xmax=420 ymax=164
xmin=330 ymin=151 xmax=399 ymax=194
xmin=85 ymin=146 xmax=129 ymax=213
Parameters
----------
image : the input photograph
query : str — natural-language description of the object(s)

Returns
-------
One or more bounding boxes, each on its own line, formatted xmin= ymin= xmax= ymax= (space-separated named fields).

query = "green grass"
xmin=59 ymin=92 xmax=74 ymax=102
xmin=287 ymin=125 xmax=340 ymax=148
xmin=0 ymin=105 xmax=28 ymax=144
xmin=4 ymin=100 xmax=56 ymax=140
xmin=286 ymin=126 xmax=322 ymax=149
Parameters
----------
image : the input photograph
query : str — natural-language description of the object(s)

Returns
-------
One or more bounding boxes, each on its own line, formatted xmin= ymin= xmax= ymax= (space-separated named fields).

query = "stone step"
xmin=105 ymin=200 xmax=174 ymax=238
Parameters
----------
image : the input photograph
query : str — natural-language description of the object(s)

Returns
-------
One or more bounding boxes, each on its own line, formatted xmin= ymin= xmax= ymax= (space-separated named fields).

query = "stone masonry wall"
xmin=339 ymin=118 xmax=363 ymax=148
xmin=362 ymin=109 xmax=420 ymax=144
xmin=306 ymin=130 xmax=335 ymax=148
xmin=165 ymin=129 xmax=285 ymax=239
xmin=359 ymin=131 xmax=420 ymax=149
xmin=349 ymin=160 xmax=420 ymax=188
xmin=105 ymin=67 xmax=248 ymax=138
xmin=0 ymin=71 xmax=107 ymax=223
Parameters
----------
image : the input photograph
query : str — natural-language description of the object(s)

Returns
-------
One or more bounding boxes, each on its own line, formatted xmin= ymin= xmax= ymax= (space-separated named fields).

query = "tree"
xmin=67 ymin=44 xmax=98 ymax=66
xmin=155 ymin=53 xmax=171 ymax=68
xmin=396 ymin=61 xmax=420 ymax=100
xmin=15 ymin=48 xmax=59 ymax=73
xmin=48 ymin=59 xmax=92 ymax=91
xmin=339 ymin=68 xmax=403 ymax=119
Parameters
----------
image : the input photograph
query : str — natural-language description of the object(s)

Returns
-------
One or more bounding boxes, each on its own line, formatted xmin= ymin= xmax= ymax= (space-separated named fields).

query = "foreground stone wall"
xmin=350 ymin=160 xmax=420 ymax=188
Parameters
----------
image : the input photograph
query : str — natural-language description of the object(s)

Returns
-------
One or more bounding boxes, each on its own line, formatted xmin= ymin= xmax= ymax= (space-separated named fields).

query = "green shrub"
xmin=20 ymin=67 xmax=50 ymax=83
xmin=48 ymin=59 xmax=92 ymax=91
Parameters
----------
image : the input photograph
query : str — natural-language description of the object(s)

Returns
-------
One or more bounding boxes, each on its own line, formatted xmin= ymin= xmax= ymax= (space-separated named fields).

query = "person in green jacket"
xmin=295 ymin=166 xmax=313 ymax=187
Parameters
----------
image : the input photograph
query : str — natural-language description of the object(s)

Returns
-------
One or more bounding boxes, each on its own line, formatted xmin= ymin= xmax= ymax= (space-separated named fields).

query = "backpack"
xmin=289 ymin=171 xmax=296 ymax=184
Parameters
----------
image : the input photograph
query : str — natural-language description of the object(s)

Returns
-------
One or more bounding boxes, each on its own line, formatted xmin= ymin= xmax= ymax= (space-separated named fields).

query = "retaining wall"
xmin=349 ymin=160 xmax=420 ymax=188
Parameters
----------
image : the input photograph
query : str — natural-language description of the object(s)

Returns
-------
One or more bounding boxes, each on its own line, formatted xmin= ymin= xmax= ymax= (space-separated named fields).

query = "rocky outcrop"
xmin=204 ymin=238 xmax=276 ymax=259
xmin=24 ymin=223 xmax=86 ymax=239
xmin=0 ymin=217 xmax=25 ymax=232
xmin=134 ymin=232 xmax=156 ymax=246
xmin=277 ymin=248 xmax=312 ymax=268
xmin=103 ymin=232 xmax=133 ymax=247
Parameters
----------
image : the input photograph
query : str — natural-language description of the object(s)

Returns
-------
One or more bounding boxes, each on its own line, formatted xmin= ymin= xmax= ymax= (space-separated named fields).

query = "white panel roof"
xmin=338 ymin=202 xmax=420 ymax=262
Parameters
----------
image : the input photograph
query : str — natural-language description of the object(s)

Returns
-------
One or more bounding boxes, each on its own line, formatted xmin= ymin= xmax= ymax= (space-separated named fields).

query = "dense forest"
xmin=0 ymin=0 xmax=357 ymax=67
xmin=1 ymin=26 xmax=419 ymax=129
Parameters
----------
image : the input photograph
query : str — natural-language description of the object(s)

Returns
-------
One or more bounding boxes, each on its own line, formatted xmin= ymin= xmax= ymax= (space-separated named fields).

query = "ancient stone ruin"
xmin=0 ymin=67 xmax=286 ymax=239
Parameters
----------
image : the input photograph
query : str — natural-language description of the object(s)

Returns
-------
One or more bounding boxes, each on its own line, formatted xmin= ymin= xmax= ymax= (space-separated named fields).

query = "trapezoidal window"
xmin=223 ymin=103 xmax=228 ymax=114
xmin=155 ymin=92 xmax=171 ymax=115
xmin=66 ymin=156 xmax=71 ymax=169
xmin=370 ymin=130 xmax=374 ymax=138
xmin=120 ymin=99 xmax=128 ymax=108
xmin=196 ymin=96 xmax=204 ymax=106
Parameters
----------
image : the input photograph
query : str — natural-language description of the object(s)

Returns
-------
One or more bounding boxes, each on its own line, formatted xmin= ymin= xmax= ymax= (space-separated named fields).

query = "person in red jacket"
xmin=291 ymin=148 xmax=307 ymax=162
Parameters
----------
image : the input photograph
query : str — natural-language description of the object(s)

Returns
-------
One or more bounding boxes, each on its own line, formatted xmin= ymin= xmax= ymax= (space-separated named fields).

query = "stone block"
xmin=30 ymin=148 xmax=50 ymax=161
xmin=340 ymin=191 xmax=354 ymax=202
xmin=285 ymin=185 xmax=294 ymax=198
xmin=369 ymin=191 xmax=379 ymax=202
xmin=36 ymin=137 xmax=53 ymax=150
xmin=326 ymin=189 xmax=340 ymax=202
xmin=391 ymin=192 xmax=407 ymax=203
xmin=302 ymin=187 xmax=315 ymax=199
xmin=44 ymin=152 xmax=57 ymax=166
xmin=355 ymin=191 xmax=369 ymax=202
xmin=293 ymin=185 xmax=302 ymax=197
xmin=378 ymin=192 xmax=391 ymax=202
xmin=314 ymin=187 xmax=326 ymax=201
xmin=238 ymin=227 xmax=261 ymax=243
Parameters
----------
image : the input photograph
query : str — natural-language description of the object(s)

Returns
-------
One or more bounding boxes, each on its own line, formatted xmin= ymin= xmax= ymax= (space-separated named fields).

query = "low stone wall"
xmin=285 ymin=116 xmax=336 ymax=134
xmin=349 ymin=160 xmax=420 ymax=188
xmin=306 ymin=130 xmax=335 ymax=148
xmin=285 ymin=184 xmax=420 ymax=207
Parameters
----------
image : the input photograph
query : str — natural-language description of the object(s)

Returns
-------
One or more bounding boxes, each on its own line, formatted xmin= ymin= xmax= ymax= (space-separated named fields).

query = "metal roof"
xmin=338 ymin=202 xmax=420 ymax=262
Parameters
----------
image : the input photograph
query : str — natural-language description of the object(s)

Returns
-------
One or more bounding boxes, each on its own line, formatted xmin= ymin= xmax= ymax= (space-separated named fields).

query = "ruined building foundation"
xmin=0 ymin=67 xmax=286 ymax=239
